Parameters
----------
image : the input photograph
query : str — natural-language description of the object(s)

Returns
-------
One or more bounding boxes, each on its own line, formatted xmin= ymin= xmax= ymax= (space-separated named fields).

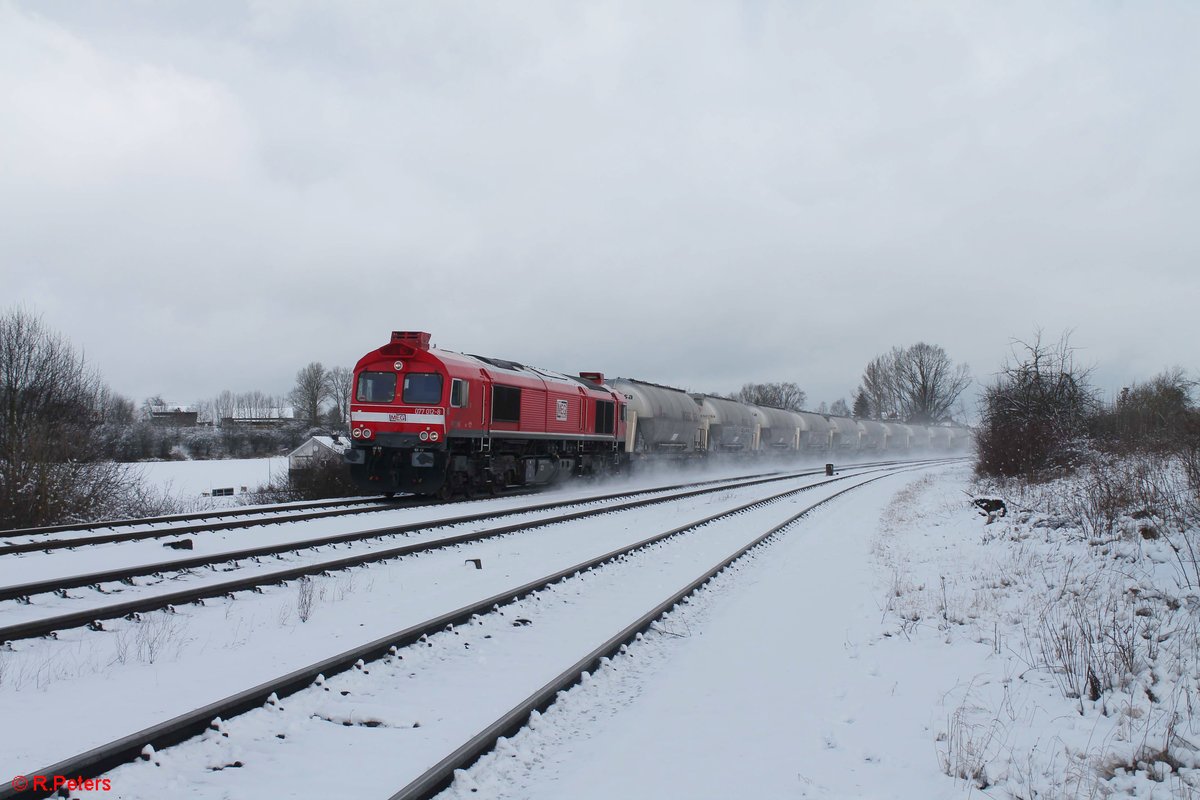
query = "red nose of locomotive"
xmin=349 ymin=332 xmax=447 ymax=446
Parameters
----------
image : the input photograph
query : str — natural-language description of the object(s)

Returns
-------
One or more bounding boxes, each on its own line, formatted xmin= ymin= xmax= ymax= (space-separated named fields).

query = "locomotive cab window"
xmin=450 ymin=378 xmax=469 ymax=408
xmin=402 ymin=373 xmax=443 ymax=405
xmin=595 ymin=400 xmax=615 ymax=434
xmin=356 ymin=372 xmax=397 ymax=403
xmin=492 ymin=385 xmax=521 ymax=422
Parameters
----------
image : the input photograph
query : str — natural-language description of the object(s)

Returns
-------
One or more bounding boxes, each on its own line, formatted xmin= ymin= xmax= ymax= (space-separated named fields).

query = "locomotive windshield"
xmin=402 ymin=373 xmax=443 ymax=405
xmin=356 ymin=371 xmax=397 ymax=403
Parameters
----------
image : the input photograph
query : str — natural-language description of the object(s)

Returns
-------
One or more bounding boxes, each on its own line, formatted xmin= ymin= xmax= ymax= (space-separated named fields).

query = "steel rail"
xmin=0 ymin=467 xmax=831 ymax=604
xmin=0 ymin=460 xmax=957 ymax=607
xmin=0 ymin=496 xmax=388 ymax=539
xmin=0 ymin=465 xmax=900 ymax=639
xmin=389 ymin=465 xmax=929 ymax=800
xmin=0 ymin=456 xmax=927 ymax=551
xmin=0 ymin=461 xmax=939 ymax=800
xmin=0 ymin=501 xmax=405 ymax=555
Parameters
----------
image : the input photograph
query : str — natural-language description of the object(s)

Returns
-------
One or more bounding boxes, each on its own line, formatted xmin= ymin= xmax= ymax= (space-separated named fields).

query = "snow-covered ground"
xmin=446 ymin=462 xmax=1200 ymax=799
xmin=131 ymin=457 xmax=289 ymax=508
xmin=0 ymin=468 xmax=876 ymax=783
xmin=4 ymin=459 xmax=1197 ymax=798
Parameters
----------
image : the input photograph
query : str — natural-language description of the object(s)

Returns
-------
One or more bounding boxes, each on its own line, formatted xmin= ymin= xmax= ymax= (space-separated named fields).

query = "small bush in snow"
xmin=297 ymin=577 xmax=315 ymax=623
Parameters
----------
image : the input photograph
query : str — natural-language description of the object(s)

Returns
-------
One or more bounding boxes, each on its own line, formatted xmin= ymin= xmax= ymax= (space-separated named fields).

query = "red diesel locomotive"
xmin=345 ymin=331 xmax=626 ymax=497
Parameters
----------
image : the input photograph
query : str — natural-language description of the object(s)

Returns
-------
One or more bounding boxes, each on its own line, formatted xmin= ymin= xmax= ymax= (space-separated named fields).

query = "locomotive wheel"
xmin=436 ymin=482 xmax=454 ymax=502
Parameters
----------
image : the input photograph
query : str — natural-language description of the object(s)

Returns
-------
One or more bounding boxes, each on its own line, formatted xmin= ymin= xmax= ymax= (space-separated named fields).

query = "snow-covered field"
xmin=3 ymin=459 xmax=1197 ymax=798
xmin=131 ymin=457 xmax=288 ymax=508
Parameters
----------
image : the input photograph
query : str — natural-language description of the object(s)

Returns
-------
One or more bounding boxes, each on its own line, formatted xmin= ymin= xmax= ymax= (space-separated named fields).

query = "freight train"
xmin=344 ymin=331 xmax=971 ymax=498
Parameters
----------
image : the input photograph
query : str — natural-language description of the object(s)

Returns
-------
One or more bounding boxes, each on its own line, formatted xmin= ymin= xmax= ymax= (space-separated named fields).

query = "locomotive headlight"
xmin=429 ymin=431 xmax=440 ymax=442
xmin=363 ymin=428 xmax=373 ymax=438
xmin=352 ymin=428 xmax=362 ymax=438
xmin=419 ymin=430 xmax=429 ymax=441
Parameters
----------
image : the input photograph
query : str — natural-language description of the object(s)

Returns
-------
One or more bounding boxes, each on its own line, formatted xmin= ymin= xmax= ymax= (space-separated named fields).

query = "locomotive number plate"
xmin=352 ymin=408 xmax=445 ymax=425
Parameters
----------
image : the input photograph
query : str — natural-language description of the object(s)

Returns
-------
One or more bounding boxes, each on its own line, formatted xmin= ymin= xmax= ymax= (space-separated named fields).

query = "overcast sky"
xmin=2 ymin=1 xmax=1197 ymax=416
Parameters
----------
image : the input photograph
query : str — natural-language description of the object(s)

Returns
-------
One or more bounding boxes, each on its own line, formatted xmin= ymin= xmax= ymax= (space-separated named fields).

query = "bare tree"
xmin=857 ymin=352 xmax=900 ymax=419
xmin=193 ymin=398 xmax=215 ymax=426
xmin=0 ymin=307 xmax=164 ymax=527
xmin=892 ymin=342 xmax=972 ymax=423
xmin=829 ymin=398 xmax=850 ymax=417
xmin=212 ymin=390 xmax=236 ymax=424
xmin=244 ymin=390 xmax=275 ymax=420
xmin=325 ymin=366 xmax=353 ymax=425
xmin=141 ymin=395 xmax=166 ymax=419
xmin=98 ymin=387 xmax=136 ymax=425
xmin=734 ymin=382 xmax=807 ymax=411
xmin=290 ymin=362 xmax=330 ymax=425
xmin=857 ymin=344 xmax=970 ymax=422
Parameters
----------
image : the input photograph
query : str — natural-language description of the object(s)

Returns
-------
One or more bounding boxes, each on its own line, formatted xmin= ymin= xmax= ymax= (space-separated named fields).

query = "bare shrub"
xmin=108 ymin=614 xmax=189 ymax=665
xmin=1031 ymin=593 xmax=1148 ymax=711
xmin=297 ymin=577 xmax=315 ymax=623
xmin=135 ymin=613 xmax=188 ymax=664
xmin=1063 ymin=457 xmax=1140 ymax=542
xmin=972 ymin=451 xmax=1200 ymax=795
xmin=334 ymin=573 xmax=356 ymax=602
xmin=937 ymin=688 xmax=1004 ymax=789
xmin=1091 ymin=368 xmax=1196 ymax=453
xmin=1059 ymin=451 xmax=1200 ymax=589
xmin=975 ymin=331 xmax=1099 ymax=480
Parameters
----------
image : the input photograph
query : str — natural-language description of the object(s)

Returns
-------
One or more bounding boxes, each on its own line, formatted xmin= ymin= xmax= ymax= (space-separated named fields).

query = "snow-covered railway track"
xmin=388 ymin=463 xmax=936 ymax=800
xmin=0 ymin=496 xmax=392 ymax=540
xmin=0 ymin=497 xmax=409 ymax=555
xmin=0 ymin=466 xmax=902 ymax=643
xmin=0 ymin=461 xmax=949 ymax=799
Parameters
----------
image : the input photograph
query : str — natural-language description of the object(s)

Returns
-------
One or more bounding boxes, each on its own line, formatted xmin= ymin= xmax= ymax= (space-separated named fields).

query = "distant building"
xmin=147 ymin=404 xmax=199 ymax=427
xmin=288 ymin=434 xmax=349 ymax=473
xmin=220 ymin=409 xmax=295 ymax=429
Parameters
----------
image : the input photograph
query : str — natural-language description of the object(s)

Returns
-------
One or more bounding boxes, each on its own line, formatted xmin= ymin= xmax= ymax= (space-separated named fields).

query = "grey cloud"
xmin=2 ymin=1 xmax=1197 ymax=411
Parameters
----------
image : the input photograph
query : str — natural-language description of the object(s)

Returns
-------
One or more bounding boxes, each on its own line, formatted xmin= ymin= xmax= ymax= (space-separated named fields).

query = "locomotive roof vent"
xmin=579 ymin=372 xmax=605 ymax=384
xmin=390 ymin=331 xmax=431 ymax=351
